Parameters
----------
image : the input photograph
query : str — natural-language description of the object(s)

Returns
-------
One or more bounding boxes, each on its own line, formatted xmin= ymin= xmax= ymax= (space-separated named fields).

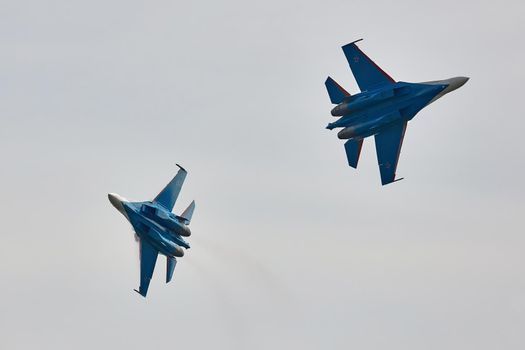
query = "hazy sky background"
xmin=1 ymin=0 xmax=525 ymax=349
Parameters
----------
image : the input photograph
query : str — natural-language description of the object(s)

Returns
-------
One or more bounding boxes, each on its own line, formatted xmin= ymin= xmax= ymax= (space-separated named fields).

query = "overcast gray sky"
xmin=1 ymin=0 xmax=525 ymax=349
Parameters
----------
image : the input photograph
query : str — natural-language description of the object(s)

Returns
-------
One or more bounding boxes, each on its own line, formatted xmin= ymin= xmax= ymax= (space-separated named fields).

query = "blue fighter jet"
xmin=108 ymin=165 xmax=195 ymax=297
xmin=325 ymin=39 xmax=468 ymax=185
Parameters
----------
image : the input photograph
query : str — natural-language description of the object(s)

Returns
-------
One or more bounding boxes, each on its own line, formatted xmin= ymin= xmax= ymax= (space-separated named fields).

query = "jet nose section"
xmin=108 ymin=193 xmax=120 ymax=208
xmin=446 ymin=76 xmax=469 ymax=93
xmin=452 ymin=76 xmax=469 ymax=89
xmin=423 ymin=76 xmax=469 ymax=104
xmin=108 ymin=193 xmax=128 ymax=216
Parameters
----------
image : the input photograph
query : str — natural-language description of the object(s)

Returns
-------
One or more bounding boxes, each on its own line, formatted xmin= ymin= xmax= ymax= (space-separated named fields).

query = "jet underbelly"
xmin=127 ymin=210 xmax=185 ymax=257
xmin=338 ymin=110 xmax=402 ymax=140
xmin=143 ymin=226 xmax=184 ymax=257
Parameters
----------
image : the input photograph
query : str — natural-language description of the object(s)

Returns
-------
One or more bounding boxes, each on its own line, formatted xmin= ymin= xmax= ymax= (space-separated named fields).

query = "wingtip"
xmin=134 ymin=289 xmax=147 ymax=297
xmin=175 ymin=163 xmax=187 ymax=173
xmin=342 ymin=38 xmax=363 ymax=49
xmin=381 ymin=177 xmax=404 ymax=186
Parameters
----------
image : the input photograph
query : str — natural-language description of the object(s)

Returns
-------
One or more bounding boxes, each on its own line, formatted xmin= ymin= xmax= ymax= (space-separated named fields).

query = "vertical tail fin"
xmin=325 ymin=77 xmax=350 ymax=104
xmin=166 ymin=256 xmax=177 ymax=283
xmin=344 ymin=139 xmax=363 ymax=169
xmin=180 ymin=200 xmax=195 ymax=224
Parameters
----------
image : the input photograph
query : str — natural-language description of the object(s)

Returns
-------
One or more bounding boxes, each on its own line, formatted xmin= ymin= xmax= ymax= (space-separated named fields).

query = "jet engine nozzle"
xmin=179 ymin=225 xmax=191 ymax=237
xmin=331 ymin=103 xmax=349 ymax=116
xmin=171 ymin=244 xmax=185 ymax=257
xmin=338 ymin=127 xmax=356 ymax=139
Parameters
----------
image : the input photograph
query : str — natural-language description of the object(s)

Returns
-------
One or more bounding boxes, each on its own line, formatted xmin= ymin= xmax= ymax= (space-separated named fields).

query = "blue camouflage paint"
xmin=325 ymin=76 xmax=350 ymax=104
xmin=325 ymin=40 xmax=469 ymax=185
xmin=166 ymin=256 xmax=177 ymax=283
xmin=341 ymin=39 xmax=395 ymax=91
xmin=108 ymin=166 xmax=195 ymax=297
xmin=344 ymin=139 xmax=363 ymax=168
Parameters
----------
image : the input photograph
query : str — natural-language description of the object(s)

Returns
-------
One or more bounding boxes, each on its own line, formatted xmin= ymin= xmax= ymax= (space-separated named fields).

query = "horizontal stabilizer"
xmin=166 ymin=256 xmax=177 ymax=283
xmin=344 ymin=139 xmax=363 ymax=168
xmin=325 ymin=77 xmax=350 ymax=104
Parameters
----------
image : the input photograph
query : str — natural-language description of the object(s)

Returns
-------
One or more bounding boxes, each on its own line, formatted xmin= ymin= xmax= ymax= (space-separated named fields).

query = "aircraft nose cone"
xmin=455 ymin=76 xmax=469 ymax=88
xmin=108 ymin=193 xmax=120 ymax=208
xmin=108 ymin=193 xmax=128 ymax=215
xmin=447 ymin=76 xmax=469 ymax=92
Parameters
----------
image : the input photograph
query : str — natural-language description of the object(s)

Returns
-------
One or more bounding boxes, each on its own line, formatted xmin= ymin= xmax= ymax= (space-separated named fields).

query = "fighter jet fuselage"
xmin=140 ymin=202 xmax=192 ymax=238
xmin=324 ymin=39 xmax=468 ymax=185
xmin=109 ymin=196 xmax=190 ymax=257
xmin=327 ymin=78 xmax=468 ymax=140
xmin=108 ymin=165 xmax=195 ymax=297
